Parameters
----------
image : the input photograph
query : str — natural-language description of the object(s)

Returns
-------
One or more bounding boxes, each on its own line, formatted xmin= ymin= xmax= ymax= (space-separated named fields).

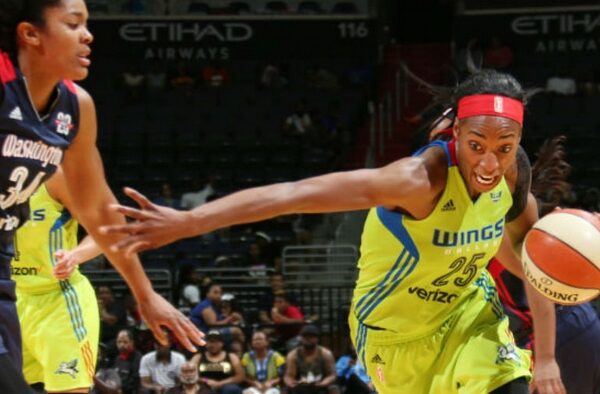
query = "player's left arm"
xmin=60 ymin=85 xmax=203 ymax=352
xmin=497 ymin=160 xmax=565 ymax=394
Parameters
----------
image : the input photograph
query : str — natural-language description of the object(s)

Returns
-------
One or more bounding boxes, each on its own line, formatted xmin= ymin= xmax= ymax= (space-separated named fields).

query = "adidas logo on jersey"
xmin=441 ymin=199 xmax=456 ymax=211
xmin=371 ymin=354 xmax=385 ymax=365
xmin=9 ymin=106 xmax=22 ymax=121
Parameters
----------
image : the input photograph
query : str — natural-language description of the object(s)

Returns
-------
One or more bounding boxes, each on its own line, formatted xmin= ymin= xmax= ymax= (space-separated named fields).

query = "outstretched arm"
xmin=102 ymin=146 xmax=448 ymax=254
xmin=497 ymin=193 xmax=565 ymax=394
xmin=61 ymin=86 xmax=203 ymax=351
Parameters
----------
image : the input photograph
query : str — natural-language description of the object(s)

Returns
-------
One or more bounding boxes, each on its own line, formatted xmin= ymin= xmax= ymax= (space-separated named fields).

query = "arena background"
xmin=79 ymin=0 xmax=600 ymax=358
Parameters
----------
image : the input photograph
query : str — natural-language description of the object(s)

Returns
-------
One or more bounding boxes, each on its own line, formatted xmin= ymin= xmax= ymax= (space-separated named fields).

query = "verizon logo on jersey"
xmin=2 ymin=134 xmax=63 ymax=167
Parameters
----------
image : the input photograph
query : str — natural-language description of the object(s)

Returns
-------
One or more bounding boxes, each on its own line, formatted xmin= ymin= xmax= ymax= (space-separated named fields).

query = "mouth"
xmin=475 ymin=173 xmax=496 ymax=185
xmin=77 ymin=51 xmax=91 ymax=67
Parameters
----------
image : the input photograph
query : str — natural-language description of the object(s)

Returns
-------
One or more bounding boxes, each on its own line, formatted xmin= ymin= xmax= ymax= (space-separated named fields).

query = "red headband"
xmin=457 ymin=94 xmax=524 ymax=125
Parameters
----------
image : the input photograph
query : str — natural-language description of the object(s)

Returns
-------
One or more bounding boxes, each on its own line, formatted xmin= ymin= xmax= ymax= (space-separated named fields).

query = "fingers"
xmin=125 ymin=241 xmax=151 ymax=258
xmin=149 ymin=321 xmax=168 ymax=347
xmin=99 ymin=223 xmax=138 ymax=235
xmin=111 ymin=204 xmax=150 ymax=221
xmin=123 ymin=187 xmax=155 ymax=210
xmin=165 ymin=315 xmax=205 ymax=353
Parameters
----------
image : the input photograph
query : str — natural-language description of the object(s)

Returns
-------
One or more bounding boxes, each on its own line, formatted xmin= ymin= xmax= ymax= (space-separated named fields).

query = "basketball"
xmin=522 ymin=208 xmax=600 ymax=305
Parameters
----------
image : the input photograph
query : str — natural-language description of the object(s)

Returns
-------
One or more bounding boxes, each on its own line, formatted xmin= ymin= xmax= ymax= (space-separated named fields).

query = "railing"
xmin=281 ymin=244 xmax=358 ymax=286
xmin=85 ymin=268 xmax=174 ymax=301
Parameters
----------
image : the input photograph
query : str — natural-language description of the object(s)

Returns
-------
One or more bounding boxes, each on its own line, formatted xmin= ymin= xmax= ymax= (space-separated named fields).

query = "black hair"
xmin=405 ymin=66 xmax=536 ymax=147
xmin=530 ymin=135 xmax=572 ymax=216
xmin=0 ymin=0 xmax=62 ymax=53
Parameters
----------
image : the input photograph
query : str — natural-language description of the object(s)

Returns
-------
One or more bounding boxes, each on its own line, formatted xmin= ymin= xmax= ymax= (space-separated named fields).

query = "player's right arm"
xmin=102 ymin=147 xmax=447 ymax=254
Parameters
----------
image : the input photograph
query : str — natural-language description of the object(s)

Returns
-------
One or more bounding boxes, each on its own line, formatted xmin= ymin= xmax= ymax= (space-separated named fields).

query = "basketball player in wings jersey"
xmin=104 ymin=71 xmax=565 ymax=393
xmin=12 ymin=167 xmax=102 ymax=393
xmin=0 ymin=1 xmax=202 ymax=392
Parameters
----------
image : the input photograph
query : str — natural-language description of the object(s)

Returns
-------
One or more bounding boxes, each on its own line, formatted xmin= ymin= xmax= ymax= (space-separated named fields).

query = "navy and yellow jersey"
xmin=12 ymin=184 xmax=83 ymax=294
xmin=352 ymin=139 xmax=513 ymax=338
xmin=0 ymin=50 xmax=79 ymax=285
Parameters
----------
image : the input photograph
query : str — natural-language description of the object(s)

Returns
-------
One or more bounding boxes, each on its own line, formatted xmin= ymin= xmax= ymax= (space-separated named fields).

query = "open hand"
xmin=138 ymin=290 xmax=205 ymax=353
xmin=99 ymin=187 xmax=191 ymax=256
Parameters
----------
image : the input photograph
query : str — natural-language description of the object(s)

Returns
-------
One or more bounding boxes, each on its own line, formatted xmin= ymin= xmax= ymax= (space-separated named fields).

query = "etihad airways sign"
xmin=119 ymin=22 xmax=253 ymax=43
xmin=511 ymin=13 xmax=600 ymax=35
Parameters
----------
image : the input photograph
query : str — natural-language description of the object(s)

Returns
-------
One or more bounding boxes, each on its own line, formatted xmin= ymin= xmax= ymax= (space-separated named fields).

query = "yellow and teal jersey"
xmin=11 ymin=184 xmax=83 ymax=294
xmin=352 ymin=139 xmax=512 ymax=338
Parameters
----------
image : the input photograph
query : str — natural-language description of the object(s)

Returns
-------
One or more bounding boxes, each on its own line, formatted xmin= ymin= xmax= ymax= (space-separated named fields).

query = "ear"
xmin=452 ymin=120 xmax=460 ymax=139
xmin=16 ymin=22 xmax=42 ymax=47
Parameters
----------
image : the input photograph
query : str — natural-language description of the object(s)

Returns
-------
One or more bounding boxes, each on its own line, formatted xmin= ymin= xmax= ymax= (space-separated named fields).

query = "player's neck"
xmin=17 ymin=52 xmax=60 ymax=113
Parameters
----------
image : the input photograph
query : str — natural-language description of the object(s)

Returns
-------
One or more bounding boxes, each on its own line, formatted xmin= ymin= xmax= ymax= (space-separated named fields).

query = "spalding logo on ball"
xmin=522 ymin=208 xmax=600 ymax=305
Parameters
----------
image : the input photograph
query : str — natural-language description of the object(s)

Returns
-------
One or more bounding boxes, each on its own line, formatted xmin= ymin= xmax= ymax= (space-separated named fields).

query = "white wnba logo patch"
xmin=494 ymin=96 xmax=503 ymax=113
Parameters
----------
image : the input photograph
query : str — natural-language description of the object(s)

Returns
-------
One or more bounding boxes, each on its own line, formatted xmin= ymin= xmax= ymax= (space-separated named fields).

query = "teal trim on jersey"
xmin=49 ymin=210 xmax=87 ymax=342
xmin=413 ymin=140 xmax=452 ymax=166
xmin=356 ymin=323 xmax=367 ymax=370
xmin=355 ymin=249 xmax=418 ymax=322
xmin=475 ymin=273 xmax=504 ymax=319
xmin=375 ymin=207 xmax=419 ymax=258
xmin=354 ymin=208 xmax=420 ymax=322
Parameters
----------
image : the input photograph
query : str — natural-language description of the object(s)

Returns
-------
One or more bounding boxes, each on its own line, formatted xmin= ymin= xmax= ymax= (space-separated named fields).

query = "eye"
xmin=468 ymin=141 xmax=482 ymax=152
xmin=499 ymin=145 xmax=513 ymax=154
xmin=67 ymin=22 xmax=79 ymax=29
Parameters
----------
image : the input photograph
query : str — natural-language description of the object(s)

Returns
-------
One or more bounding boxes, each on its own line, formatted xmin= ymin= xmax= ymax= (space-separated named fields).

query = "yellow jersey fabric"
xmin=349 ymin=140 xmax=530 ymax=393
xmin=353 ymin=139 xmax=511 ymax=337
xmin=11 ymin=184 xmax=83 ymax=294
xmin=11 ymin=183 xmax=98 ymax=390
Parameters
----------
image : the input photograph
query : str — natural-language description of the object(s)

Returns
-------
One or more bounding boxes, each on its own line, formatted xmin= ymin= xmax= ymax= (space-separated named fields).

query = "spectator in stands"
xmin=122 ymin=63 xmax=145 ymax=100
xmin=93 ymin=343 xmax=123 ymax=394
xmin=113 ymin=329 xmax=142 ymax=394
xmin=284 ymin=101 xmax=313 ymax=136
xmin=140 ymin=332 xmax=186 ymax=393
xmin=546 ymin=68 xmax=577 ymax=95
xmin=170 ymin=61 xmax=196 ymax=93
xmin=257 ymin=62 xmax=288 ymax=89
xmin=254 ymin=231 xmax=279 ymax=271
xmin=98 ymin=286 xmax=128 ymax=345
xmin=305 ymin=65 xmax=338 ymax=90
xmin=245 ymin=242 xmax=270 ymax=283
xmin=124 ymin=291 xmax=143 ymax=329
xmin=283 ymin=325 xmax=339 ymax=394
xmin=191 ymin=330 xmax=245 ymax=394
xmin=242 ymin=330 xmax=286 ymax=394
xmin=201 ymin=61 xmax=231 ymax=87
xmin=190 ymin=284 xmax=245 ymax=344
xmin=258 ymin=273 xmax=290 ymax=325
xmin=181 ymin=178 xmax=215 ymax=210
xmin=146 ymin=61 xmax=168 ymax=98
xmin=577 ymin=70 xmax=597 ymax=96
xmin=482 ymin=36 xmax=514 ymax=70
xmin=335 ymin=348 xmax=374 ymax=394
xmin=166 ymin=361 xmax=212 ymax=394
xmin=154 ymin=183 xmax=180 ymax=209
xmin=179 ymin=265 xmax=204 ymax=311
xmin=230 ymin=339 xmax=246 ymax=360
xmin=271 ymin=290 xmax=305 ymax=351
xmin=221 ymin=293 xmax=245 ymax=327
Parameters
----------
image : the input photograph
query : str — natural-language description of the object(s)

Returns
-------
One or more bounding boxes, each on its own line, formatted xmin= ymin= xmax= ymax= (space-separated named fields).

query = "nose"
xmin=82 ymin=27 xmax=94 ymax=44
xmin=479 ymin=151 xmax=499 ymax=174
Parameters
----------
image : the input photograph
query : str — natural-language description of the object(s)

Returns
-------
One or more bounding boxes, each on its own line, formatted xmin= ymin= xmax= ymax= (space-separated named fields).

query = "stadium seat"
xmin=332 ymin=1 xmax=358 ymax=14
xmin=297 ymin=1 xmax=322 ymax=14
xmin=188 ymin=1 xmax=210 ymax=14
xmin=229 ymin=1 xmax=252 ymax=14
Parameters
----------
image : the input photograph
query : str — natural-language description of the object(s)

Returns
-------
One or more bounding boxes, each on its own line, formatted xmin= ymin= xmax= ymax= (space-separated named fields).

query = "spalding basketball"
xmin=522 ymin=208 xmax=600 ymax=305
